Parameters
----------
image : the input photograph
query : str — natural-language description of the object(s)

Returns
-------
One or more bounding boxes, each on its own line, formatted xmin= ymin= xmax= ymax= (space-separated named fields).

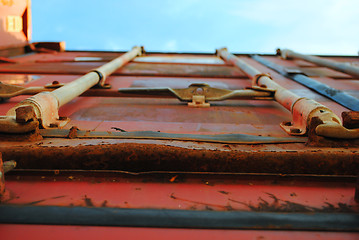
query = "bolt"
xmin=195 ymin=88 xmax=204 ymax=95
xmin=15 ymin=106 xmax=36 ymax=123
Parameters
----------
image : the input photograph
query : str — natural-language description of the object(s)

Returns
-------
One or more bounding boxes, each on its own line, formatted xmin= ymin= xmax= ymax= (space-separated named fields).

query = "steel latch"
xmin=118 ymin=83 xmax=274 ymax=107
xmin=0 ymin=82 xmax=63 ymax=102
xmin=188 ymin=95 xmax=210 ymax=108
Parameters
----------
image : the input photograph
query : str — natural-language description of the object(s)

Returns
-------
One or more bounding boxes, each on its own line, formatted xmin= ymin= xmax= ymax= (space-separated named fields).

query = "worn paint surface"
xmin=2 ymin=171 xmax=357 ymax=213
xmin=1 ymin=2 xmax=359 ymax=237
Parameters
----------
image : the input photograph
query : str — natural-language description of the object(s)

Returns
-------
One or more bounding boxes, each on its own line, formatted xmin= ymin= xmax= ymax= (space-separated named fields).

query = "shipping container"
xmin=0 ymin=1 xmax=358 ymax=239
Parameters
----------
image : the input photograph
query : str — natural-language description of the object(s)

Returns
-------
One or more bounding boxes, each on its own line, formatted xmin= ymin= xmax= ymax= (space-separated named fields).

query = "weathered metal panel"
xmin=0 ymin=1 xmax=359 ymax=238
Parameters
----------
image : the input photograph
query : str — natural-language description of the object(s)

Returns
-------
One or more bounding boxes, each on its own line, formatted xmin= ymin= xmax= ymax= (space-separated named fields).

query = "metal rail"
xmin=216 ymin=48 xmax=359 ymax=139
xmin=0 ymin=46 xmax=143 ymax=132
xmin=278 ymin=49 xmax=359 ymax=78
xmin=40 ymin=129 xmax=305 ymax=144
xmin=251 ymin=54 xmax=359 ymax=111
xmin=2 ymin=205 xmax=359 ymax=231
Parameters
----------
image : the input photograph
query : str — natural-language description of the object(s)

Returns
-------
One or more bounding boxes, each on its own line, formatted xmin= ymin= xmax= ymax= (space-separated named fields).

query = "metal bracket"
xmin=91 ymin=70 xmax=112 ymax=89
xmin=280 ymin=98 xmax=342 ymax=136
xmin=0 ymin=81 xmax=63 ymax=101
xmin=118 ymin=83 xmax=274 ymax=105
xmin=7 ymin=92 xmax=70 ymax=129
xmin=188 ymin=95 xmax=210 ymax=108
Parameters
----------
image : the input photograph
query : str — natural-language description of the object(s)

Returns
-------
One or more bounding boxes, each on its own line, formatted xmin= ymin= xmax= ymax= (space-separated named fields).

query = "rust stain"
xmin=25 ymin=195 xmax=67 ymax=205
xmin=170 ymin=193 xmax=232 ymax=210
xmin=67 ymin=126 xmax=79 ymax=139
xmin=1 ymin=142 xmax=357 ymax=175
xmin=101 ymin=200 xmax=108 ymax=207
xmin=229 ymin=192 xmax=355 ymax=213
xmin=218 ymin=190 xmax=229 ymax=195
xmin=82 ymin=195 xmax=94 ymax=207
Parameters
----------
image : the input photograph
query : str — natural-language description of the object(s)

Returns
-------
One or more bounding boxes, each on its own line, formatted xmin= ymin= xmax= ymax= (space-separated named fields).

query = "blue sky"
xmin=32 ymin=0 xmax=359 ymax=54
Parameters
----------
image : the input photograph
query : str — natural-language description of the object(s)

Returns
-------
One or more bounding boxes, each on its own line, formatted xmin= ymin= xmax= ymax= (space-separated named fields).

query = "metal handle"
xmin=216 ymin=48 xmax=359 ymax=139
xmin=2 ymin=46 xmax=143 ymax=131
xmin=52 ymin=46 xmax=143 ymax=107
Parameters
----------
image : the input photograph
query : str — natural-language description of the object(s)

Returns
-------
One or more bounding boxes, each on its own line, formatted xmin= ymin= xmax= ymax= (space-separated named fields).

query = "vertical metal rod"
xmin=216 ymin=48 xmax=344 ymax=137
xmin=52 ymin=46 xmax=143 ymax=107
xmin=8 ymin=46 xmax=143 ymax=128
xmin=278 ymin=49 xmax=359 ymax=78
xmin=251 ymin=54 xmax=359 ymax=111
xmin=216 ymin=48 xmax=299 ymax=111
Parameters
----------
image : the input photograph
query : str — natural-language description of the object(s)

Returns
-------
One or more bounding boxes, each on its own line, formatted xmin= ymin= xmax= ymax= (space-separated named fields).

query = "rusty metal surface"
xmin=0 ymin=1 xmax=359 ymax=237
xmin=0 ymin=51 xmax=358 ymax=173
xmin=0 ymin=139 xmax=357 ymax=175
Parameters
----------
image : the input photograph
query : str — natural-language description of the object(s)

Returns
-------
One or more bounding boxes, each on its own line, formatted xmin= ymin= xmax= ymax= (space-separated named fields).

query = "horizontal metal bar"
xmin=252 ymin=55 xmax=359 ymax=111
xmin=39 ymin=129 xmax=306 ymax=144
xmin=7 ymin=169 xmax=358 ymax=180
xmin=1 ymin=205 xmax=358 ymax=231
